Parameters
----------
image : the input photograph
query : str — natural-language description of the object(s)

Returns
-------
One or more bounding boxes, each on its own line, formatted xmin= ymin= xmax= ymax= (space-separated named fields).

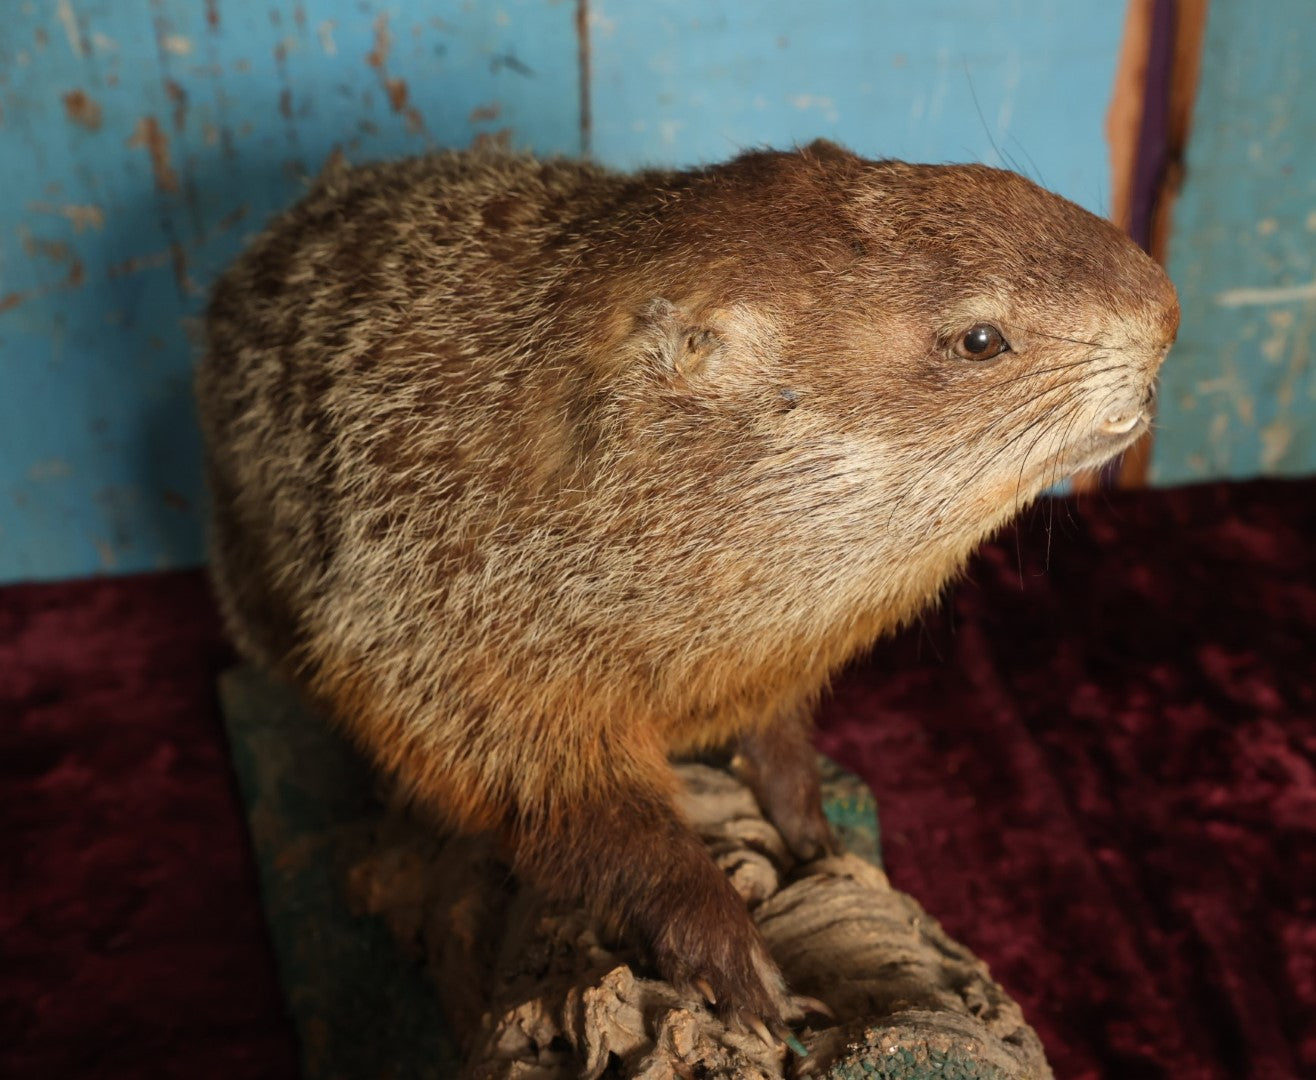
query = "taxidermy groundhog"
xmin=198 ymin=140 xmax=1178 ymax=1036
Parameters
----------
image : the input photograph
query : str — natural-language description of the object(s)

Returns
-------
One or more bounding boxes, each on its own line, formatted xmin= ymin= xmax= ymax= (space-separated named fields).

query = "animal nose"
xmin=1150 ymin=338 xmax=1174 ymax=378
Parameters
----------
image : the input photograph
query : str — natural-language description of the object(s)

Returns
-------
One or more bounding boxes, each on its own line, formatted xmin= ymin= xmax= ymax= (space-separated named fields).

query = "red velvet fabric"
xmin=2 ymin=479 xmax=1313 ymax=1079
xmin=815 ymin=478 xmax=1316 ymax=1080
xmin=0 ymin=573 xmax=299 ymax=1079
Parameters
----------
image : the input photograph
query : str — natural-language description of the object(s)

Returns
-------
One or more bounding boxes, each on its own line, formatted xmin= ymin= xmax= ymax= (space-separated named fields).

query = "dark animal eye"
xmin=954 ymin=324 xmax=1009 ymax=361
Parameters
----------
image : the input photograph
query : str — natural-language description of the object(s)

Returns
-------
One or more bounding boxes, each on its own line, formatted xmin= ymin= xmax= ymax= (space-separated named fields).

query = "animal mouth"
xmin=1049 ymin=409 xmax=1149 ymax=477
xmin=1098 ymin=411 xmax=1144 ymax=436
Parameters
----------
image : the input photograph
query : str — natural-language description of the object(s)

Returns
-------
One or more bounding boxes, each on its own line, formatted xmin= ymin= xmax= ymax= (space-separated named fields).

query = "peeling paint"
xmin=367 ymin=14 xmax=391 ymax=69
xmin=468 ymin=101 xmax=503 ymax=124
xmin=1259 ymin=421 xmax=1294 ymax=469
xmin=164 ymin=80 xmax=188 ymax=132
xmin=55 ymin=0 xmax=87 ymax=58
xmin=491 ymin=53 xmax=535 ymax=77
xmin=107 ymin=248 xmax=176 ymax=278
xmin=1261 ymin=309 xmax=1294 ymax=364
xmin=21 ymin=230 xmax=73 ymax=263
xmin=62 ymin=89 xmax=103 ymax=131
xmin=162 ymin=35 xmax=194 ymax=57
xmin=26 ymin=202 xmax=106 ymax=232
xmin=127 ymin=116 xmax=179 ymax=192
xmin=385 ymin=77 xmax=408 ymax=113
xmin=1215 ymin=281 xmax=1316 ymax=306
xmin=364 ymin=14 xmax=426 ymax=135
xmin=317 ymin=20 xmax=338 ymax=56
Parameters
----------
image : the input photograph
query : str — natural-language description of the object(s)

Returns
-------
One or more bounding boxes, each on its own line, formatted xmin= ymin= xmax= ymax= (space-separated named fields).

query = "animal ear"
xmin=637 ymin=299 xmax=727 ymax=381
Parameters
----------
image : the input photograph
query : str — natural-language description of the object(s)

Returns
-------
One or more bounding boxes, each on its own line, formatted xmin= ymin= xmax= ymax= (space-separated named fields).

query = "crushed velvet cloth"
xmin=2 ymin=478 xmax=1313 ymax=1079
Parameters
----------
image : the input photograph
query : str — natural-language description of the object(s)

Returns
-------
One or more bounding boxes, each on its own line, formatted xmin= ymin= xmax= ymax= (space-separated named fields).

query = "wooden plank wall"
xmin=1150 ymin=0 xmax=1316 ymax=484
xmin=2 ymin=1 xmax=1126 ymax=582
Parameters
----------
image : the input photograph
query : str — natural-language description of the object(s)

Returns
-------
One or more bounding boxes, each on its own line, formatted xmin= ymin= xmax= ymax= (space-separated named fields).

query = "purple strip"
xmin=1130 ymin=0 xmax=1177 ymax=251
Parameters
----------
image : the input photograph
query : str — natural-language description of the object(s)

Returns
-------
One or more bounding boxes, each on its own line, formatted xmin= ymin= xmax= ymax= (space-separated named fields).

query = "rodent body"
xmin=198 ymin=141 xmax=1178 ymax=1029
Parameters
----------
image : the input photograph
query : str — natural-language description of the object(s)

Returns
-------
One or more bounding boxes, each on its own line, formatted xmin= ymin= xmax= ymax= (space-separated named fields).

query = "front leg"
xmin=507 ymin=760 xmax=793 ymax=1033
xmin=734 ymin=708 xmax=837 ymax=863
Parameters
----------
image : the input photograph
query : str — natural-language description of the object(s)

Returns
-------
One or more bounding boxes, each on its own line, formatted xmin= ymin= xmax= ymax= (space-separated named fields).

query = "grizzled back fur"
xmin=199 ymin=142 xmax=1178 ymax=829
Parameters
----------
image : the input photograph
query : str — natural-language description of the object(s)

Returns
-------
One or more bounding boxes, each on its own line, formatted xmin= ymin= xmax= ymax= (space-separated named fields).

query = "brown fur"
xmin=197 ymin=141 xmax=1178 ymax=1027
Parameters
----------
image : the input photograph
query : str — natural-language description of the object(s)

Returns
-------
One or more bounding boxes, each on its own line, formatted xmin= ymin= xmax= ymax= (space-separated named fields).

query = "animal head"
xmin=606 ymin=143 xmax=1178 ymax=545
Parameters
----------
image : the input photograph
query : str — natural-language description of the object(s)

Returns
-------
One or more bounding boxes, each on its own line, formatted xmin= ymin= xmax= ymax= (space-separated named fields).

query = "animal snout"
xmin=1092 ymin=363 xmax=1160 ymax=439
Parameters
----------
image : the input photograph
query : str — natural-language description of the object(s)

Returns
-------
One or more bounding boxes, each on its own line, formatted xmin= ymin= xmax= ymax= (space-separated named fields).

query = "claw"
xmin=791 ymin=994 xmax=835 ymax=1021
xmin=693 ymin=977 xmax=718 ymax=1007
xmin=747 ymin=1014 xmax=777 ymax=1049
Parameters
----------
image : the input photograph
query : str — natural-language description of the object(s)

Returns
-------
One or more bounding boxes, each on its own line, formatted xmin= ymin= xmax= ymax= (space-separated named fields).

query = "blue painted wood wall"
xmin=1151 ymin=1 xmax=1316 ymax=484
xmin=2 ymin=1 xmax=1128 ymax=583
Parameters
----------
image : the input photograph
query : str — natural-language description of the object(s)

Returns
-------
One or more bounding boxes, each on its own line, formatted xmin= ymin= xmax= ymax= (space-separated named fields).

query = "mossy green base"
xmin=221 ymin=666 xmax=462 ymax=1079
xmin=220 ymin=666 xmax=883 ymax=1079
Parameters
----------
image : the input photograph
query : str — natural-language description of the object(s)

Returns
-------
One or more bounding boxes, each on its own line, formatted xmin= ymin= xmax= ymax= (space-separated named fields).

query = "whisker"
xmin=1012 ymin=399 xmax=1079 ymax=518
xmin=1007 ymin=133 xmax=1046 ymax=188
xmin=994 ymin=353 xmax=1109 ymax=389
xmin=888 ymin=370 xmax=1100 ymax=530
xmin=925 ymin=396 xmax=1079 ymax=536
xmin=964 ymin=62 xmax=1005 ymax=168
xmin=973 ymin=364 xmax=1124 ymax=442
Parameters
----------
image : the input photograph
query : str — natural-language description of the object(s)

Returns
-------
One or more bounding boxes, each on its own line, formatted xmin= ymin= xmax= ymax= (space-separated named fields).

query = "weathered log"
xmin=221 ymin=665 xmax=1052 ymax=1080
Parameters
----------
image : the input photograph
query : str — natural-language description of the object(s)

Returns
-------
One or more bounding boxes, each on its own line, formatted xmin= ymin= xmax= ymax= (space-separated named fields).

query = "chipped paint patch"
xmin=318 ymin=20 xmax=338 ymax=56
xmin=385 ymin=78 xmax=408 ymax=112
xmin=0 ymin=0 xmax=596 ymax=580
xmin=1259 ymin=420 xmax=1294 ymax=469
xmin=367 ymin=13 xmax=391 ymax=69
xmin=55 ymin=0 xmax=87 ymax=57
xmin=107 ymin=248 xmax=176 ymax=278
xmin=127 ymin=116 xmax=179 ymax=192
xmin=21 ymin=229 xmax=72 ymax=263
xmin=365 ymin=14 xmax=426 ymax=135
xmin=164 ymin=80 xmax=188 ymax=132
xmin=1261 ymin=309 xmax=1294 ymax=364
xmin=1215 ymin=281 xmax=1316 ymax=307
xmin=62 ymin=89 xmax=102 ymax=130
xmin=469 ymin=101 xmax=502 ymax=124
xmin=26 ymin=202 xmax=107 ymax=232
